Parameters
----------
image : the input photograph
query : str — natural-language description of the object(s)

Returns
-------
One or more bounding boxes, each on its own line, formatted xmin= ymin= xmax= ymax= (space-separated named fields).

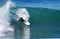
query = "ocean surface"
xmin=0 ymin=0 xmax=60 ymax=39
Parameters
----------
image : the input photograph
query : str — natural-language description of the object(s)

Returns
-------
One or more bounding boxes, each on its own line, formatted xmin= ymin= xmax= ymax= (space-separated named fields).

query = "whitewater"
xmin=0 ymin=0 xmax=14 ymax=37
xmin=0 ymin=0 xmax=30 ymax=39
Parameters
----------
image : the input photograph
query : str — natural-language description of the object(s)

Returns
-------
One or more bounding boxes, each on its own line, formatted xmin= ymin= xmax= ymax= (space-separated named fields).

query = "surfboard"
xmin=24 ymin=21 xmax=30 ymax=25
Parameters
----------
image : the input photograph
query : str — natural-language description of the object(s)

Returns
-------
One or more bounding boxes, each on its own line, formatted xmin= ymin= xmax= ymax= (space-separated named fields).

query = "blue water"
xmin=0 ymin=0 xmax=60 ymax=10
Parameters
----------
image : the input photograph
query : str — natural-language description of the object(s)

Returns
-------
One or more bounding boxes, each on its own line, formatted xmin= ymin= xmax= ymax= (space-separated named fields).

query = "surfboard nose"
xmin=24 ymin=21 xmax=30 ymax=26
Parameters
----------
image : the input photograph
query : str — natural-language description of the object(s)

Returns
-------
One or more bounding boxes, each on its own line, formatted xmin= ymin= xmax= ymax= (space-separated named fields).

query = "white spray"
xmin=0 ymin=0 xmax=14 ymax=37
xmin=23 ymin=26 xmax=30 ymax=39
xmin=16 ymin=8 xmax=30 ymax=25
xmin=16 ymin=8 xmax=30 ymax=39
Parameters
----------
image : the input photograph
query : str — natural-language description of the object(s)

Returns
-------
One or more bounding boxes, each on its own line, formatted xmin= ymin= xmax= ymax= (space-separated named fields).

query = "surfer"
xmin=16 ymin=8 xmax=30 ymax=25
xmin=17 ymin=17 xmax=25 ymax=22
xmin=17 ymin=17 xmax=30 ymax=25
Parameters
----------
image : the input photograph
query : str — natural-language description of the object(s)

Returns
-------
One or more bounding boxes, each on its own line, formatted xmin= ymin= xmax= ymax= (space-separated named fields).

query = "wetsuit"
xmin=18 ymin=18 xmax=25 ymax=22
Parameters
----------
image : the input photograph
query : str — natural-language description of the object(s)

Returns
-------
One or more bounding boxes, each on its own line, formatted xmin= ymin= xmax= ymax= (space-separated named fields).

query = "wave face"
xmin=26 ymin=8 xmax=60 ymax=24
xmin=10 ymin=5 xmax=60 ymax=38
xmin=26 ymin=7 xmax=60 ymax=38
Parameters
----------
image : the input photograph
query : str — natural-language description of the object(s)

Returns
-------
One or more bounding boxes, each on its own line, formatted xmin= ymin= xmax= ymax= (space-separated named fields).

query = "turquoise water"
xmin=10 ymin=6 xmax=60 ymax=39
